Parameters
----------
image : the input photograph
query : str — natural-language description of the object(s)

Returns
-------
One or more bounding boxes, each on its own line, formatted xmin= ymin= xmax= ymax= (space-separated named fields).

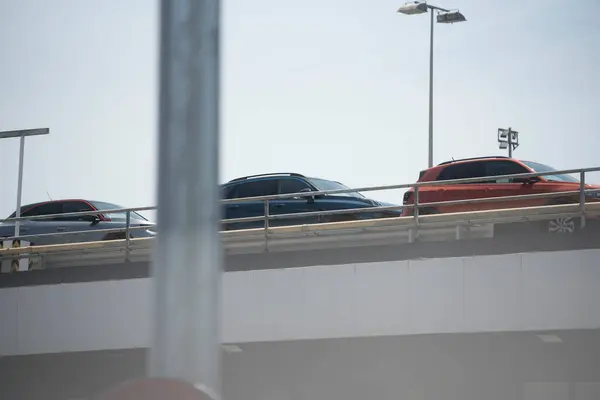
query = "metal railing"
xmin=1 ymin=165 xmax=600 ymax=263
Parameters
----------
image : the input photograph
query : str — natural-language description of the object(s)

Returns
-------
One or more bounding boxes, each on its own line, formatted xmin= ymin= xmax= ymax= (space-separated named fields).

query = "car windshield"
xmin=308 ymin=178 xmax=365 ymax=198
xmin=521 ymin=161 xmax=579 ymax=183
xmin=91 ymin=201 xmax=148 ymax=221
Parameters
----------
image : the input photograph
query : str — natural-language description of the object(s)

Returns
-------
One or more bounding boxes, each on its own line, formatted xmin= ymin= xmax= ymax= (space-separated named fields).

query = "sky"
xmin=1 ymin=0 xmax=599 ymax=219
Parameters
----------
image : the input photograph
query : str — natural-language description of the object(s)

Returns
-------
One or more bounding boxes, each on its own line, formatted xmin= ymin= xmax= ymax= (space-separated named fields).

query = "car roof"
xmin=437 ymin=155 xmax=513 ymax=166
xmin=223 ymin=175 xmax=344 ymax=188
xmin=226 ymin=173 xmax=306 ymax=183
xmin=417 ymin=156 xmax=526 ymax=183
xmin=17 ymin=199 xmax=90 ymax=208
xmin=6 ymin=199 xmax=86 ymax=218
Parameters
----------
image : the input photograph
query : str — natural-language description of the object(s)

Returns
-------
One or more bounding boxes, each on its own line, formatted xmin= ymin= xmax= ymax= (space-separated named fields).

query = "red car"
xmin=401 ymin=156 xmax=600 ymax=233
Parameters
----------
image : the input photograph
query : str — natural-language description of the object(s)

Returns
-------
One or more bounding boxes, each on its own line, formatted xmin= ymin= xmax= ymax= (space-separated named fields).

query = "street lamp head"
xmin=437 ymin=10 xmax=466 ymax=23
xmin=498 ymin=129 xmax=508 ymax=141
xmin=0 ymin=128 xmax=50 ymax=139
xmin=397 ymin=1 xmax=428 ymax=15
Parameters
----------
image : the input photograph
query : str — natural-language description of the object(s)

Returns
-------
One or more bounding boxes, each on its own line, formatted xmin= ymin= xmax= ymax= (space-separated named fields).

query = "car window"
xmin=520 ymin=160 xmax=580 ymax=183
xmin=437 ymin=162 xmax=486 ymax=182
xmin=484 ymin=161 xmax=530 ymax=183
xmin=59 ymin=201 xmax=96 ymax=221
xmin=9 ymin=203 xmax=40 ymax=218
xmin=230 ymin=180 xmax=278 ymax=199
xmin=91 ymin=201 xmax=147 ymax=221
xmin=21 ymin=202 xmax=63 ymax=220
xmin=307 ymin=178 xmax=366 ymax=198
xmin=221 ymin=186 xmax=232 ymax=199
xmin=279 ymin=178 xmax=312 ymax=195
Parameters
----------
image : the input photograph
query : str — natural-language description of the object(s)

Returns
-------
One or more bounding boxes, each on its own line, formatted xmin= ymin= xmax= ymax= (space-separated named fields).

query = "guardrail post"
xmin=264 ymin=199 xmax=269 ymax=230
xmin=411 ymin=186 xmax=420 ymax=241
xmin=579 ymin=171 xmax=586 ymax=229
xmin=413 ymin=187 xmax=420 ymax=219
xmin=125 ymin=211 xmax=131 ymax=262
xmin=263 ymin=199 xmax=270 ymax=251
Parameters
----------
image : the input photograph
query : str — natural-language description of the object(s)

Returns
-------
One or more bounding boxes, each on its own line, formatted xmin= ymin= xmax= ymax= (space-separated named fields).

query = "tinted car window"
xmin=62 ymin=201 xmax=94 ymax=214
xmin=230 ymin=180 xmax=278 ymax=198
xmin=221 ymin=186 xmax=232 ymax=199
xmin=21 ymin=202 xmax=63 ymax=219
xmin=437 ymin=162 xmax=486 ymax=182
xmin=59 ymin=201 xmax=96 ymax=221
xmin=9 ymin=203 xmax=41 ymax=218
xmin=279 ymin=178 xmax=312 ymax=195
xmin=484 ymin=161 xmax=529 ymax=183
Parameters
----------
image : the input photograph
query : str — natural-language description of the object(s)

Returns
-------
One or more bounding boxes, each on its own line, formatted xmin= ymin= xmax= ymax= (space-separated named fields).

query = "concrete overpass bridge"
xmin=1 ymin=173 xmax=600 ymax=400
xmin=1 ymin=220 xmax=600 ymax=399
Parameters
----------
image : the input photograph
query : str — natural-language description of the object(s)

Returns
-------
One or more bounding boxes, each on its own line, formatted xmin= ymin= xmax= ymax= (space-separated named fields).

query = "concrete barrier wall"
xmin=2 ymin=229 xmax=598 ymax=288
xmin=1 ymin=249 xmax=599 ymax=356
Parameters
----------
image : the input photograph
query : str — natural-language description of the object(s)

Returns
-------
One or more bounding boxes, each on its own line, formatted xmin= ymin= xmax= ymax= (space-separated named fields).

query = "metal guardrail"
xmin=3 ymin=202 xmax=600 ymax=269
xmin=1 ymin=165 xmax=599 ymax=264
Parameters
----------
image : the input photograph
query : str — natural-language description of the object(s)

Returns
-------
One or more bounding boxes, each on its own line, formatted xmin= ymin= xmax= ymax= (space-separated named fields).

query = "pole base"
xmin=97 ymin=378 xmax=217 ymax=400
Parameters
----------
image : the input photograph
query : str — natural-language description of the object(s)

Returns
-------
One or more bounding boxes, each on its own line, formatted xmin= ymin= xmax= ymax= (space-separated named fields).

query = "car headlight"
xmin=145 ymin=229 xmax=157 ymax=236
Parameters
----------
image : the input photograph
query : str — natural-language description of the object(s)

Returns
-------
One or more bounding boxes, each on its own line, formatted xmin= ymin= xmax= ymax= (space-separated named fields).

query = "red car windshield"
xmin=521 ymin=161 xmax=579 ymax=183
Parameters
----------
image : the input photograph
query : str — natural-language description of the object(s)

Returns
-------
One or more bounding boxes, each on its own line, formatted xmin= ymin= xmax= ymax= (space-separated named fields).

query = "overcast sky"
xmin=1 ymin=0 xmax=599 ymax=219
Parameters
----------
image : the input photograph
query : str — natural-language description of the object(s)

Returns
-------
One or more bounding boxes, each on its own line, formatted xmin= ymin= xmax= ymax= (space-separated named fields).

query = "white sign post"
xmin=0 ymin=128 xmax=50 ymax=238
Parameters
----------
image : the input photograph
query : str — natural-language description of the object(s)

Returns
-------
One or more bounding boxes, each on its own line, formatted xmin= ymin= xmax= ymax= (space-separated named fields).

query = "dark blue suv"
xmin=221 ymin=173 xmax=402 ymax=230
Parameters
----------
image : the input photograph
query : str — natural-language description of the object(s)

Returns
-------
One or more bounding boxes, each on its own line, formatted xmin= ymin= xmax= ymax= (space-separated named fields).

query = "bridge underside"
xmin=1 ymin=329 xmax=598 ymax=400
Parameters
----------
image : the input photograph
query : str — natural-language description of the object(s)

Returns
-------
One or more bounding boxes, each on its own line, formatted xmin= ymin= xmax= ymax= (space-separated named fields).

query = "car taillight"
xmin=403 ymin=191 xmax=412 ymax=204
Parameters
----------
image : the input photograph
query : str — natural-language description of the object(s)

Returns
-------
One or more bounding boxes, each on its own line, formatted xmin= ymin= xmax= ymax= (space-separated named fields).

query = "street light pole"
xmin=428 ymin=7 xmax=434 ymax=169
xmin=0 ymin=128 xmax=50 ymax=238
xmin=15 ymin=137 xmax=25 ymax=237
xmin=397 ymin=2 xmax=466 ymax=168
xmin=507 ymin=127 xmax=513 ymax=158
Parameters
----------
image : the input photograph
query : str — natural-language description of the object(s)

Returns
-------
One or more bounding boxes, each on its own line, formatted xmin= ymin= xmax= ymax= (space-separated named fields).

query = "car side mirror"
xmin=81 ymin=214 xmax=101 ymax=224
xmin=514 ymin=176 xmax=540 ymax=185
xmin=296 ymin=187 xmax=315 ymax=203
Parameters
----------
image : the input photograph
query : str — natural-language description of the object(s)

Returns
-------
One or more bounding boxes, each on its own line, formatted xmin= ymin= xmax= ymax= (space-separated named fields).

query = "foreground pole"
xmin=148 ymin=0 xmax=222 ymax=398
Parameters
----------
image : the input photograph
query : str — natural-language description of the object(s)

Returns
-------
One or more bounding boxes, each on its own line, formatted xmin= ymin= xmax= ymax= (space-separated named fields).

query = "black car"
xmin=221 ymin=173 xmax=402 ymax=230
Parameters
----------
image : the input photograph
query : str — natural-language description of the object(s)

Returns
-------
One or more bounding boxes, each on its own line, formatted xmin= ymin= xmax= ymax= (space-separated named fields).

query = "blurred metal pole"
xmin=149 ymin=0 xmax=222 ymax=400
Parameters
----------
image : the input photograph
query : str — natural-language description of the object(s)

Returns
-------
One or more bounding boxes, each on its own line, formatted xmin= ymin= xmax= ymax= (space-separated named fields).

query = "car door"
xmin=272 ymin=178 xmax=319 ymax=227
xmin=55 ymin=200 xmax=102 ymax=243
xmin=225 ymin=179 xmax=278 ymax=230
xmin=483 ymin=160 xmax=536 ymax=210
xmin=18 ymin=202 xmax=65 ymax=245
xmin=435 ymin=162 xmax=491 ymax=213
